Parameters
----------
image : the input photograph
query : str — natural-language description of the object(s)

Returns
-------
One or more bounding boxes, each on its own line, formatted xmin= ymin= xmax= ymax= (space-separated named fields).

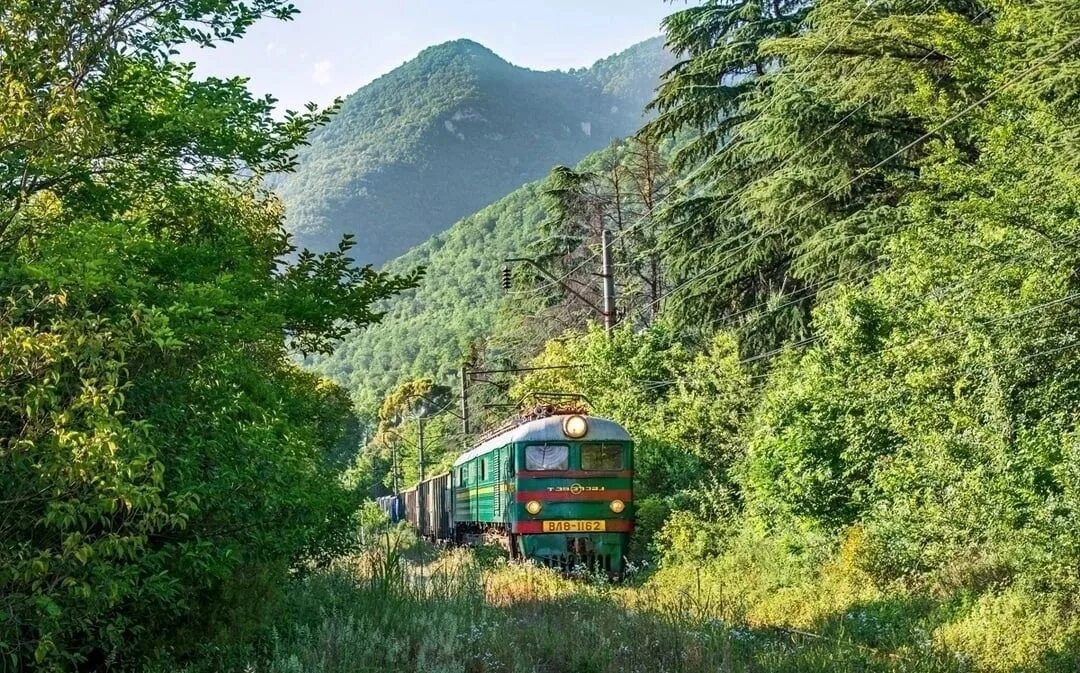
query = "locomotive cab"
xmin=508 ymin=415 xmax=633 ymax=572
xmin=448 ymin=412 xmax=634 ymax=573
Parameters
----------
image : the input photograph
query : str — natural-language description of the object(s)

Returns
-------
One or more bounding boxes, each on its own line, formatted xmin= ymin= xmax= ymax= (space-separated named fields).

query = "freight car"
xmin=399 ymin=472 xmax=454 ymax=545
xmin=375 ymin=493 xmax=405 ymax=523
xmin=395 ymin=412 xmax=633 ymax=573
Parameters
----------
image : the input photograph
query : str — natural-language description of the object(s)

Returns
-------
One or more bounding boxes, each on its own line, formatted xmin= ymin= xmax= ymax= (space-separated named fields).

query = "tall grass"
xmin=642 ymin=526 xmax=1080 ymax=673
xmin=255 ymin=530 xmax=961 ymax=673
xmin=148 ymin=523 xmax=1079 ymax=672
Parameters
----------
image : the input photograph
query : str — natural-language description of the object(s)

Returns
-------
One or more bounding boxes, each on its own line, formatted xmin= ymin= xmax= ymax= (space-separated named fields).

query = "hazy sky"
xmin=184 ymin=1 xmax=674 ymax=113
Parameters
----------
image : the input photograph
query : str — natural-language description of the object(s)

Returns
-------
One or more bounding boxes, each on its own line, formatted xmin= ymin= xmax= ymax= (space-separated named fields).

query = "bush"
xmin=629 ymin=495 xmax=671 ymax=560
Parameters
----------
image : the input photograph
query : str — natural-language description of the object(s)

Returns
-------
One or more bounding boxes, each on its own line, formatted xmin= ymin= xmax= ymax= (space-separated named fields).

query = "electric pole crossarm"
xmin=467 ymin=364 xmax=583 ymax=375
xmin=504 ymin=257 xmax=605 ymax=315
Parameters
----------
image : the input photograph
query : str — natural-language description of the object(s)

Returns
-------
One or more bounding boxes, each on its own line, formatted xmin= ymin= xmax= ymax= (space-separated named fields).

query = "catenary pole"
xmin=417 ymin=415 xmax=425 ymax=483
xmin=601 ymin=228 xmax=616 ymax=332
xmin=459 ymin=363 xmax=470 ymax=435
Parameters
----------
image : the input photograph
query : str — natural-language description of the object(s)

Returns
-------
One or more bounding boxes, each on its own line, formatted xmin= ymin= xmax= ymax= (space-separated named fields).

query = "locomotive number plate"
xmin=542 ymin=520 xmax=606 ymax=533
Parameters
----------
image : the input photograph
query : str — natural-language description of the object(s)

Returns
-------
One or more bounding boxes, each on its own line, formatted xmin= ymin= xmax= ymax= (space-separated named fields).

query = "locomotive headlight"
xmin=562 ymin=414 xmax=588 ymax=438
xmin=525 ymin=500 xmax=543 ymax=515
xmin=609 ymin=499 xmax=626 ymax=514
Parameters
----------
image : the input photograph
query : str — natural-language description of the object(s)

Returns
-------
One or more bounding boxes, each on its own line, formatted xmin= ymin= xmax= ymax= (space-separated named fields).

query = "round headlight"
xmin=609 ymin=499 xmax=626 ymax=514
xmin=525 ymin=500 xmax=543 ymax=515
xmin=562 ymin=414 xmax=588 ymax=438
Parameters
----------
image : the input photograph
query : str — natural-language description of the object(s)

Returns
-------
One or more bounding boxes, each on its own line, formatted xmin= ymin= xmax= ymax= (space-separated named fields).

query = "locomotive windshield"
xmin=525 ymin=444 xmax=569 ymax=470
xmin=581 ymin=443 xmax=624 ymax=470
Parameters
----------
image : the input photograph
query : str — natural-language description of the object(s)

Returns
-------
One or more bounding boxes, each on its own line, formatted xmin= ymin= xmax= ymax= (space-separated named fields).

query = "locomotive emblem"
xmin=570 ymin=483 xmax=583 ymax=495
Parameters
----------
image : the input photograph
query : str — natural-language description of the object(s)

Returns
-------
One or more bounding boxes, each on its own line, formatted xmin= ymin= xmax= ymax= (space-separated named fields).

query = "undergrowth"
xmin=149 ymin=525 xmax=1080 ymax=672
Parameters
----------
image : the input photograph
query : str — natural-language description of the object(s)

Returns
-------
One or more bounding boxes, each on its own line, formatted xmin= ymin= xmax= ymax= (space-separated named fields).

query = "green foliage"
xmin=622 ymin=4 xmax=1080 ymax=662
xmin=644 ymin=0 xmax=999 ymax=354
xmin=356 ymin=377 xmax=461 ymax=493
xmin=0 ymin=2 xmax=417 ymax=669
xmin=276 ymin=37 xmax=675 ymax=266
xmin=738 ymin=310 xmax=898 ymax=529
xmin=702 ymin=0 xmax=1080 ymax=599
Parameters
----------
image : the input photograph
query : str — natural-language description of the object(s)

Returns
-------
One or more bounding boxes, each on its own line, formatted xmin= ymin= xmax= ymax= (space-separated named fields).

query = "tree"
xmin=0 ymin=2 xmax=419 ymax=668
xmin=360 ymin=378 xmax=458 ymax=491
xmin=534 ymin=136 xmax=672 ymax=334
xmin=645 ymin=0 xmax=990 ymax=356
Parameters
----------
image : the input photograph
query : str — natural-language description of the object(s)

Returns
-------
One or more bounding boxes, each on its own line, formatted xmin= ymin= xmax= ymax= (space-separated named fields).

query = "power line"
xmin=529 ymin=0 xmax=902 ymax=301
xmin=699 ymin=219 xmax=1080 ymax=336
xmin=619 ymin=31 xmax=1080 ymax=327
xmin=499 ymin=232 xmax=1080 ymax=390
xmin=627 ymin=288 xmax=1080 ymax=388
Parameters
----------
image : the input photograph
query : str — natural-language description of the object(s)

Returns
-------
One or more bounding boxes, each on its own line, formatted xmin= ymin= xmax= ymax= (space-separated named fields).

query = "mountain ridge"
xmin=276 ymin=36 xmax=673 ymax=265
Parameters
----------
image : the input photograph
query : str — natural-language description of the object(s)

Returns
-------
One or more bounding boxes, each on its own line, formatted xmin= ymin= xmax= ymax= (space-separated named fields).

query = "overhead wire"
xmin=634 ymin=287 xmax=1080 ymax=388
xmin=499 ymin=219 xmax=1080 ymax=390
xmin=524 ymin=0 xmax=899 ymax=298
xmin=697 ymin=210 xmax=1080 ymax=336
xmin=617 ymin=30 xmax=1080 ymax=328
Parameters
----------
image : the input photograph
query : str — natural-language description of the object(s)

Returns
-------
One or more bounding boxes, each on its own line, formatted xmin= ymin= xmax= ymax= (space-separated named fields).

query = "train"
xmin=377 ymin=411 xmax=634 ymax=572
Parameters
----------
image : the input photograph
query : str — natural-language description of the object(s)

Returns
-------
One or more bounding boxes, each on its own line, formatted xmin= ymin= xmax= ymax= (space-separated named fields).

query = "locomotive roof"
xmin=453 ymin=414 xmax=631 ymax=467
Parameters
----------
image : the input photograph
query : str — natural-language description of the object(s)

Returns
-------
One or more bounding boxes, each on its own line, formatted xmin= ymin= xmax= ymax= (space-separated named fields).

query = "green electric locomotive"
xmin=401 ymin=412 xmax=634 ymax=572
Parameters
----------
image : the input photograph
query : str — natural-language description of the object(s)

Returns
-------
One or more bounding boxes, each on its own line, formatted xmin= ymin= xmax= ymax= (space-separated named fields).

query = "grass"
xmin=156 ymin=525 xmax=1080 ymax=672
xmin=639 ymin=526 xmax=1080 ymax=673
xmin=249 ymin=528 xmax=963 ymax=673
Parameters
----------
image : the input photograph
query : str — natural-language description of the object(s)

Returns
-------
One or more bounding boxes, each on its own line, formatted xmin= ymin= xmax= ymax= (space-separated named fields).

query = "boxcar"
xmin=416 ymin=472 xmax=452 ymax=541
xmin=376 ymin=494 xmax=404 ymax=523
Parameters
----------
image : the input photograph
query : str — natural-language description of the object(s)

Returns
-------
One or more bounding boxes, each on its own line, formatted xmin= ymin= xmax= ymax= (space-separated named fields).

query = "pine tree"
xmin=647 ymin=0 xmax=992 ymax=356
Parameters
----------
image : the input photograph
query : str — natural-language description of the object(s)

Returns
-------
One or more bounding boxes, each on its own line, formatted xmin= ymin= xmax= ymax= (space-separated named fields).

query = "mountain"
xmin=276 ymin=37 xmax=672 ymax=265
xmin=309 ymin=167 xmax=548 ymax=411
xmin=310 ymin=138 xmax=632 ymax=411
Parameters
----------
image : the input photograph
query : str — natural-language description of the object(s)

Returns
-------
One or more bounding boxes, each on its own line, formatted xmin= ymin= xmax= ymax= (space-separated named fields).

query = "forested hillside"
xmin=309 ymin=179 xmax=543 ymax=410
xmin=275 ymin=37 xmax=673 ymax=265
xmin=309 ymin=139 xmax=649 ymax=412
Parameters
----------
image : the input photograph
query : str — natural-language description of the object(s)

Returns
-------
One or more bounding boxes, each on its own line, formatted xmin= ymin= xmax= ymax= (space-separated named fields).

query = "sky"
xmin=184 ymin=1 xmax=674 ymax=113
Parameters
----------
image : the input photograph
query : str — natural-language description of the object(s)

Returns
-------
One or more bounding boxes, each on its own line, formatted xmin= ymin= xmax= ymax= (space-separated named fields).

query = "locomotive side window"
xmin=581 ymin=443 xmax=624 ymax=470
xmin=525 ymin=444 xmax=569 ymax=470
xmin=480 ymin=458 xmax=487 ymax=481
xmin=459 ymin=466 xmax=467 ymax=486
